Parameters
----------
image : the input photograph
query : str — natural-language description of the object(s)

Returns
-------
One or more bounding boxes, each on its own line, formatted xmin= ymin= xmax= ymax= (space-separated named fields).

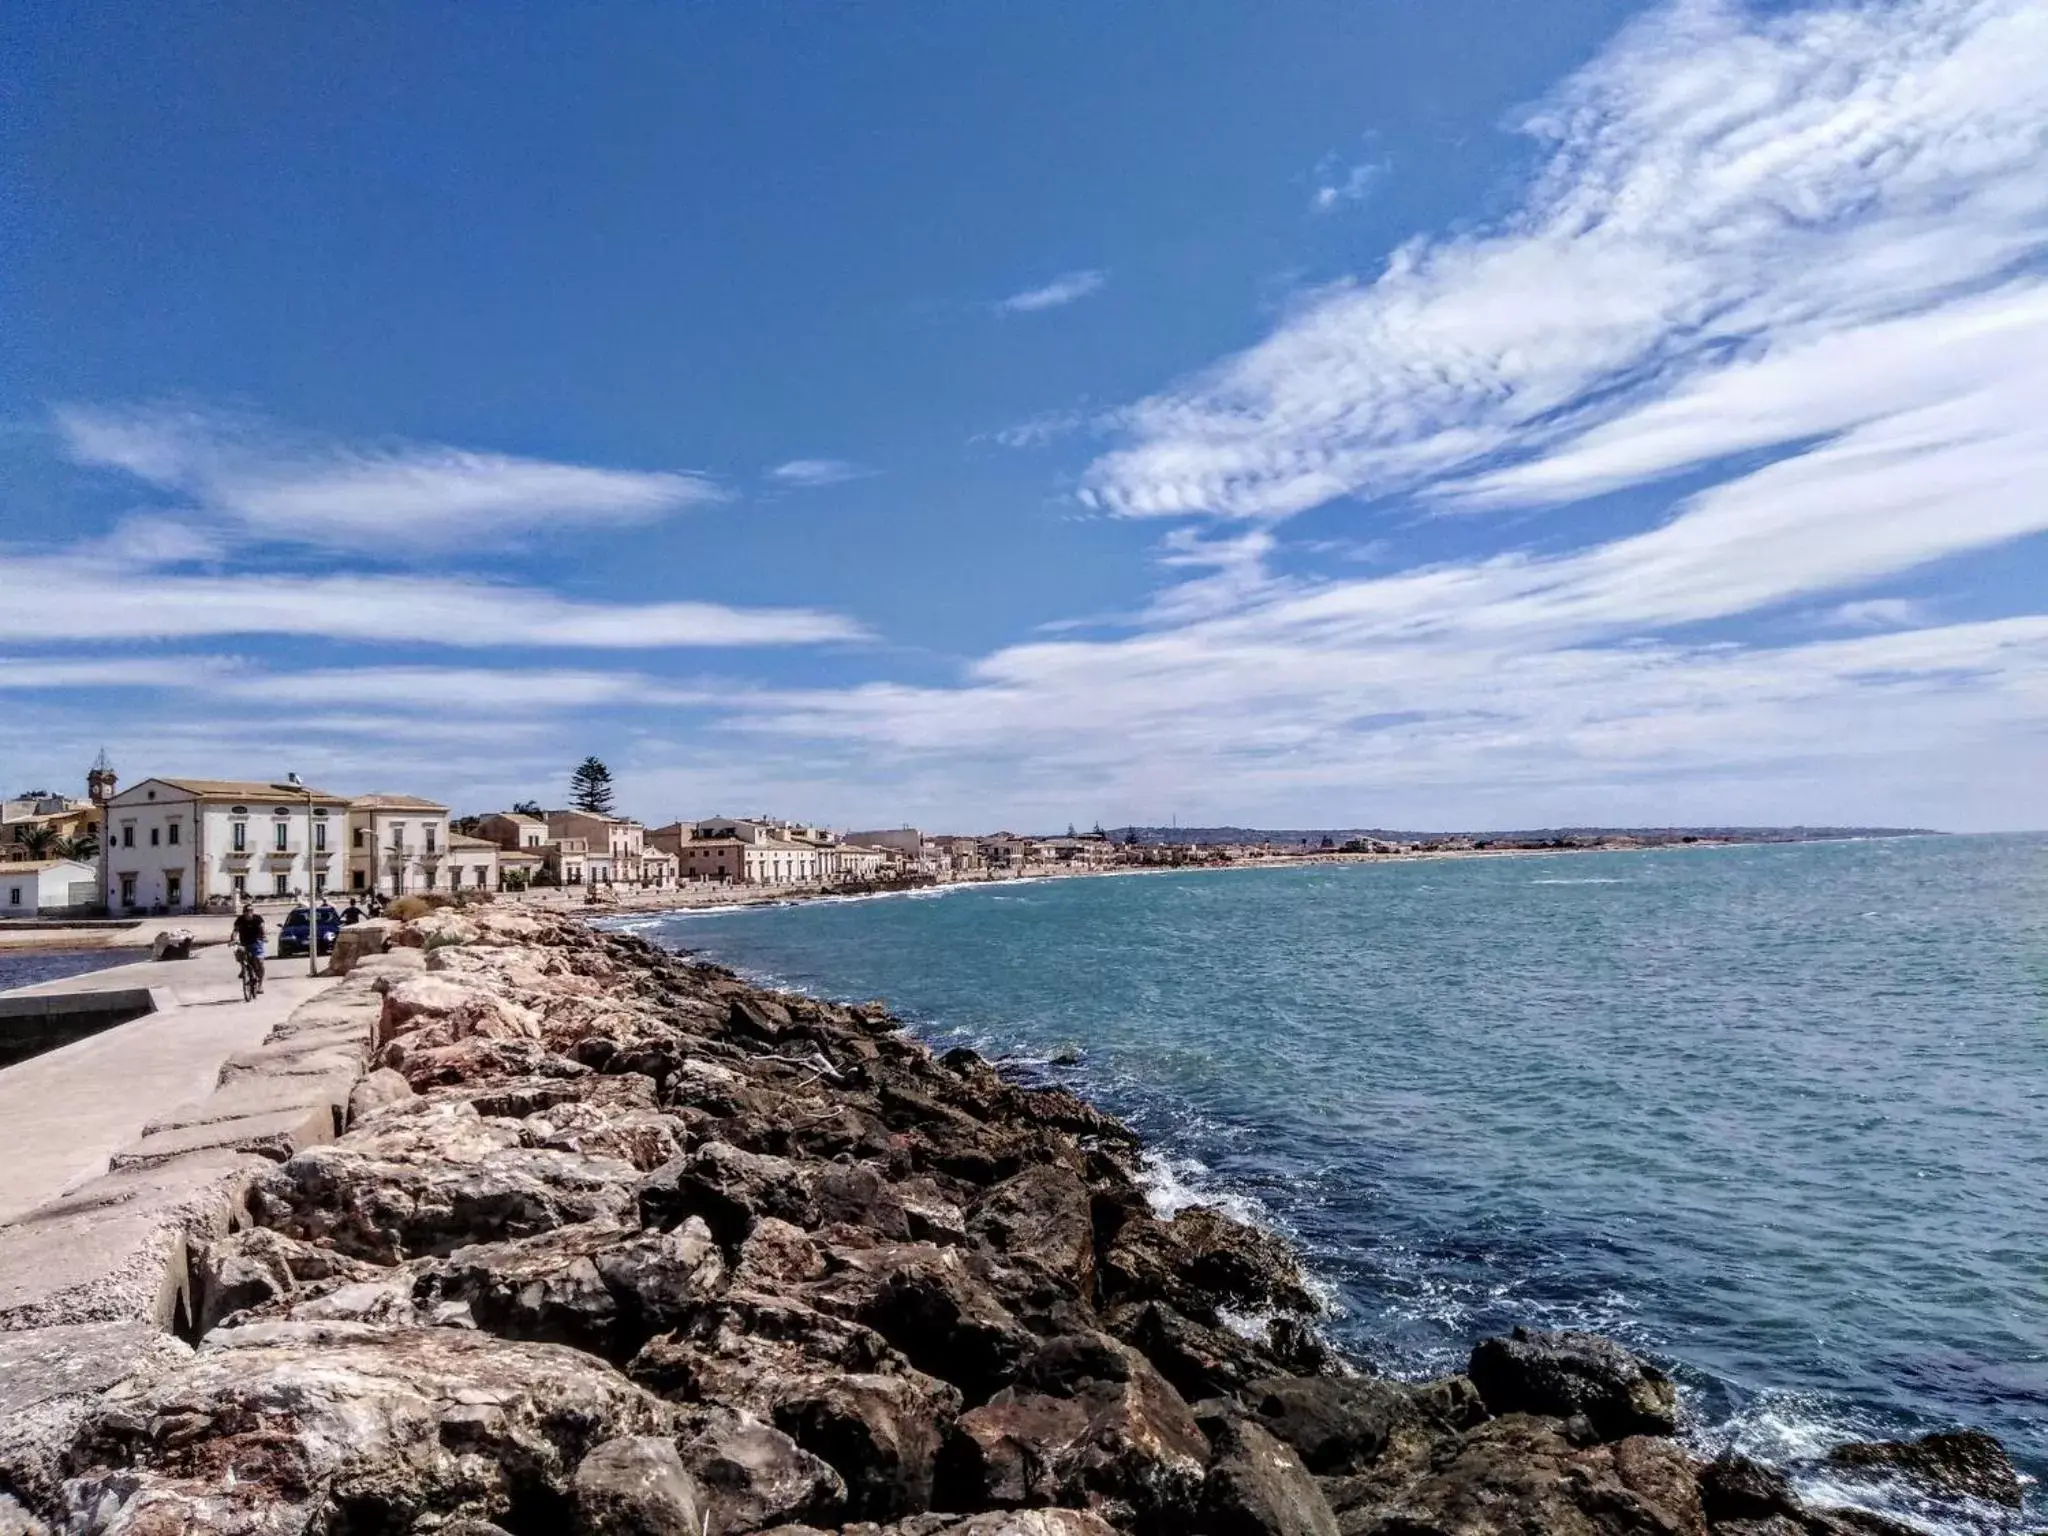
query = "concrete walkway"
xmin=0 ymin=942 xmax=340 ymax=1224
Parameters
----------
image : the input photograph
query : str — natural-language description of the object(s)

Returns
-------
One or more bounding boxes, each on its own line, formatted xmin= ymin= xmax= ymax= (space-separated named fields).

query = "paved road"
xmin=0 ymin=940 xmax=339 ymax=1224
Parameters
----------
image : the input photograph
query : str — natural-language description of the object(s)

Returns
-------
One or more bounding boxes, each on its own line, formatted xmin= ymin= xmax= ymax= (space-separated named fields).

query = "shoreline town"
xmin=0 ymin=900 xmax=2022 ymax=1536
xmin=3 ymin=754 xmax=1933 ymax=946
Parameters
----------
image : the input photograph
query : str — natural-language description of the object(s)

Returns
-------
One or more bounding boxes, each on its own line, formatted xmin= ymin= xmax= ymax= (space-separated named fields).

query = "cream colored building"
xmin=102 ymin=777 xmax=352 ymax=911
xmin=445 ymin=833 xmax=501 ymax=893
xmin=347 ymin=794 xmax=452 ymax=897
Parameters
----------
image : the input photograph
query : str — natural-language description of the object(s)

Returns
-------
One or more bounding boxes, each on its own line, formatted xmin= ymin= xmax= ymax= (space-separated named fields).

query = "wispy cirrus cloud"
xmin=995 ymin=269 xmax=1108 ymax=314
xmin=1312 ymin=157 xmax=1388 ymax=212
xmin=0 ymin=548 xmax=867 ymax=648
xmin=55 ymin=405 xmax=726 ymax=549
xmin=1083 ymin=0 xmax=2048 ymax=522
xmin=767 ymin=458 xmax=875 ymax=488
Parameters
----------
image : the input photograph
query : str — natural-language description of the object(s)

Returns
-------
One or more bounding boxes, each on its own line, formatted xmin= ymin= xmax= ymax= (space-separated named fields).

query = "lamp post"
xmin=280 ymin=773 xmax=319 ymax=976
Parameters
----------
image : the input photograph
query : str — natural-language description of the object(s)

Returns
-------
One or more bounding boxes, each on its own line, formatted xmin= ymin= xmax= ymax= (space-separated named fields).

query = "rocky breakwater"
xmin=0 ymin=906 xmax=2028 ymax=1536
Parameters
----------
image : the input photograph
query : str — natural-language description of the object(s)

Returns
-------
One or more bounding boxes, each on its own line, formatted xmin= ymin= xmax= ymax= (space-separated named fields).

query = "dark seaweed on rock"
xmin=1 ymin=906 xmax=2024 ymax=1536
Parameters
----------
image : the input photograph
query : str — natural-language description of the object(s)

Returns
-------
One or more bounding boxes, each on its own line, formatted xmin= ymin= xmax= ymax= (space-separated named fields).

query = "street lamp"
xmin=279 ymin=772 xmax=319 ymax=976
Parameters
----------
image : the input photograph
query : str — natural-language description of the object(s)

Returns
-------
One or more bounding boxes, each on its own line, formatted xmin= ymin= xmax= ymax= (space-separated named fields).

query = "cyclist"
xmin=231 ymin=902 xmax=267 ymax=995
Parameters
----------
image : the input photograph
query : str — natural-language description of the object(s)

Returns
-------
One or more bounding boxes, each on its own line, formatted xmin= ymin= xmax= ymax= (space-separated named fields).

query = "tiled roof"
xmin=446 ymin=833 xmax=499 ymax=848
xmin=152 ymin=777 xmax=350 ymax=802
xmin=0 ymin=858 xmax=91 ymax=873
xmin=348 ymin=793 xmax=449 ymax=811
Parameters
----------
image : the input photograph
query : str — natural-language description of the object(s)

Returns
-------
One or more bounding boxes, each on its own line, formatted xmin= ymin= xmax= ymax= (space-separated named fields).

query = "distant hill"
xmin=1099 ymin=825 xmax=1940 ymax=847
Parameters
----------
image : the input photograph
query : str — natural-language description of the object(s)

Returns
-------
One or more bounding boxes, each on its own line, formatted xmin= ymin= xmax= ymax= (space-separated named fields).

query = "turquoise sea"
xmin=618 ymin=835 xmax=2047 ymax=1531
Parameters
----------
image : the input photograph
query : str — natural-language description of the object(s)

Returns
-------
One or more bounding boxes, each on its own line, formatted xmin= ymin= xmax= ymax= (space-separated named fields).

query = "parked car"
xmin=276 ymin=904 xmax=341 ymax=957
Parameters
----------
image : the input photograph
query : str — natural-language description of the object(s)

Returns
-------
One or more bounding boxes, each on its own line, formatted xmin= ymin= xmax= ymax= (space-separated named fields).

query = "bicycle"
xmin=235 ymin=943 xmax=264 ymax=1001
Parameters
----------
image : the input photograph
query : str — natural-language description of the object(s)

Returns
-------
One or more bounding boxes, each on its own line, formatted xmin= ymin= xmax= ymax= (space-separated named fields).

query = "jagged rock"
xmin=378 ymin=973 xmax=543 ymax=1050
xmin=633 ymin=1292 xmax=962 ymax=1521
xmin=0 ymin=1323 xmax=193 ymax=1512
xmin=677 ymin=1408 xmax=848 ymax=1532
xmin=571 ymin=1436 xmax=706 ymax=1536
xmin=733 ymin=1217 xmax=831 ymax=1289
xmin=1249 ymin=1375 xmax=1482 ymax=1481
xmin=968 ymin=1165 xmax=1095 ymax=1295
xmin=0 ymin=1493 xmax=49 ymax=1536
xmin=1466 ymin=1327 xmax=1679 ymax=1440
xmin=58 ymin=1321 xmax=670 ymax=1534
xmin=814 ymin=1163 xmax=915 ymax=1240
xmin=640 ymin=1142 xmax=817 ymax=1245
xmin=1825 ymin=1428 xmax=2022 ymax=1507
xmin=1100 ymin=1206 xmax=1317 ymax=1322
xmin=418 ymin=1217 xmax=723 ymax=1359
xmin=192 ymin=1225 xmax=383 ymax=1332
xmin=806 ymin=1240 xmax=1041 ymax=1401
xmin=347 ymin=1067 xmax=417 ymax=1126
xmin=1351 ymin=1417 xmax=1705 ymax=1536
xmin=1698 ymin=1455 xmax=1801 ymax=1524
xmin=1108 ymin=1301 xmax=1302 ymax=1403
xmin=1200 ymin=1414 xmax=1340 ymax=1536
xmin=524 ymin=1104 xmax=685 ymax=1172
xmin=937 ymin=1334 xmax=1207 ymax=1530
xmin=251 ymin=1105 xmax=642 ymax=1262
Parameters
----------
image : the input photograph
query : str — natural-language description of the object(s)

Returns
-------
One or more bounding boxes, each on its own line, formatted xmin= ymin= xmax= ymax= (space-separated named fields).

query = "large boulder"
xmin=1353 ymin=1415 xmax=1706 ymax=1536
xmin=676 ymin=1408 xmax=847 ymax=1533
xmin=1825 ymin=1428 xmax=2023 ymax=1508
xmin=1198 ymin=1413 xmax=1339 ymax=1536
xmin=377 ymin=973 xmax=542 ymax=1050
xmin=937 ymin=1334 xmax=1208 ymax=1530
xmin=571 ymin=1436 xmax=706 ymax=1536
xmin=1466 ymin=1327 xmax=1678 ymax=1440
xmin=191 ymin=1226 xmax=384 ymax=1333
xmin=0 ymin=1323 xmax=193 ymax=1512
xmin=632 ymin=1292 xmax=963 ymax=1522
xmin=1248 ymin=1374 xmax=1484 ymax=1480
xmin=805 ymin=1240 xmax=1041 ymax=1402
xmin=1100 ymin=1206 xmax=1317 ymax=1322
xmin=967 ymin=1165 xmax=1096 ymax=1295
xmin=56 ymin=1321 xmax=671 ymax=1534
xmin=250 ymin=1105 xmax=642 ymax=1263
xmin=417 ymin=1217 xmax=723 ymax=1360
xmin=640 ymin=1142 xmax=817 ymax=1246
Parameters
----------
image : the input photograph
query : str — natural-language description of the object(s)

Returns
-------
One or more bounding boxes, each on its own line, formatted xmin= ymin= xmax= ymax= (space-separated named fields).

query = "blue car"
xmin=277 ymin=905 xmax=342 ymax=957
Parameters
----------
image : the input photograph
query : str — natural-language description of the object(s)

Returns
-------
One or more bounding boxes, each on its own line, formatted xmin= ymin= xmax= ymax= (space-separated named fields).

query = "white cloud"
xmin=1312 ymin=158 xmax=1388 ymax=211
xmin=995 ymin=270 xmax=1109 ymax=314
xmin=56 ymin=405 xmax=725 ymax=549
xmin=767 ymin=459 xmax=874 ymax=488
xmin=1823 ymin=598 xmax=1929 ymax=630
xmin=0 ymin=550 xmax=867 ymax=648
xmin=1084 ymin=0 xmax=2048 ymax=521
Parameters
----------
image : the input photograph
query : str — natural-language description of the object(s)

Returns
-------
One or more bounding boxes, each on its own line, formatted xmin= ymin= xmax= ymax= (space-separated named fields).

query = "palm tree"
xmin=12 ymin=824 xmax=57 ymax=858
xmin=57 ymin=833 xmax=99 ymax=860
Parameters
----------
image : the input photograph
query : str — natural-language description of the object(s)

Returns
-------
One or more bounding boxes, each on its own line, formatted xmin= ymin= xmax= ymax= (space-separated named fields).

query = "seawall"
xmin=0 ymin=906 xmax=2020 ymax=1535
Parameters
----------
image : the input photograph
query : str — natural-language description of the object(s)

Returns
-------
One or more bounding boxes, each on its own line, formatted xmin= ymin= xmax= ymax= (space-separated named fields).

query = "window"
xmin=314 ymin=823 xmax=327 ymax=852
xmin=166 ymin=873 xmax=182 ymax=906
xmin=273 ymin=873 xmax=289 ymax=895
xmin=233 ymin=821 xmax=249 ymax=852
xmin=352 ymin=870 xmax=365 ymax=891
xmin=7 ymin=887 xmax=19 ymax=907
xmin=390 ymin=822 xmax=405 ymax=850
xmin=231 ymin=805 xmax=247 ymax=815
xmin=233 ymin=874 xmax=246 ymax=898
xmin=119 ymin=874 xmax=136 ymax=907
xmin=121 ymin=824 xmax=134 ymax=848
xmin=150 ymin=826 xmax=160 ymax=846
xmin=353 ymin=828 xmax=365 ymax=849
xmin=424 ymin=868 xmax=436 ymax=890
xmin=274 ymin=822 xmax=289 ymax=851
xmin=167 ymin=821 xmax=180 ymax=846
xmin=314 ymin=874 xmax=327 ymax=895
xmin=425 ymin=825 xmax=437 ymax=853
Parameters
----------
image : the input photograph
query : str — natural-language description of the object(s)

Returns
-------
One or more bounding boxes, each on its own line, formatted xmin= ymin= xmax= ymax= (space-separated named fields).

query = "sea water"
xmin=619 ymin=835 xmax=2047 ymax=1530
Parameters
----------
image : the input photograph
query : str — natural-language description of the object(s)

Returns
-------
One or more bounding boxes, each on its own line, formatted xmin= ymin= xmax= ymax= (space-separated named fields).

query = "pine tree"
xmin=512 ymin=800 xmax=544 ymax=816
xmin=568 ymin=758 xmax=616 ymax=815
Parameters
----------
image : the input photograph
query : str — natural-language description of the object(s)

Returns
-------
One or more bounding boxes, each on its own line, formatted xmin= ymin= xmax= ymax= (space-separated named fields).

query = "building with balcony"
xmin=101 ymin=777 xmax=352 ymax=912
xmin=346 ymin=794 xmax=452 ymax=897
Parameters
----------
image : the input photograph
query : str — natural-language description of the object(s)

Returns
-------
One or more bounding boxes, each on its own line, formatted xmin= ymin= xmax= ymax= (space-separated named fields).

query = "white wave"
xmin=1529 ymin=877 xmax=1627 ymax=885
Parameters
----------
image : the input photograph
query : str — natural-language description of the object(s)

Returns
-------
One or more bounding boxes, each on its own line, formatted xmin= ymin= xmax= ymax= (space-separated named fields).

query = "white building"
xmin=3 ymin=858 xmax=98 ymax=915
xmin=347 ymin=794 xmax=452 ymax=897
xmin=102 ymin=777 xmax=352 ymax=912
xmin=445 ymin=833 xmax=501 ymax=894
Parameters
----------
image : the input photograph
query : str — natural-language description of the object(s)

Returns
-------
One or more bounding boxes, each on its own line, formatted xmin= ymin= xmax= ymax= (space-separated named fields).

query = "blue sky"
xmin=3 ymin=0 xmax=2044 ymax=832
